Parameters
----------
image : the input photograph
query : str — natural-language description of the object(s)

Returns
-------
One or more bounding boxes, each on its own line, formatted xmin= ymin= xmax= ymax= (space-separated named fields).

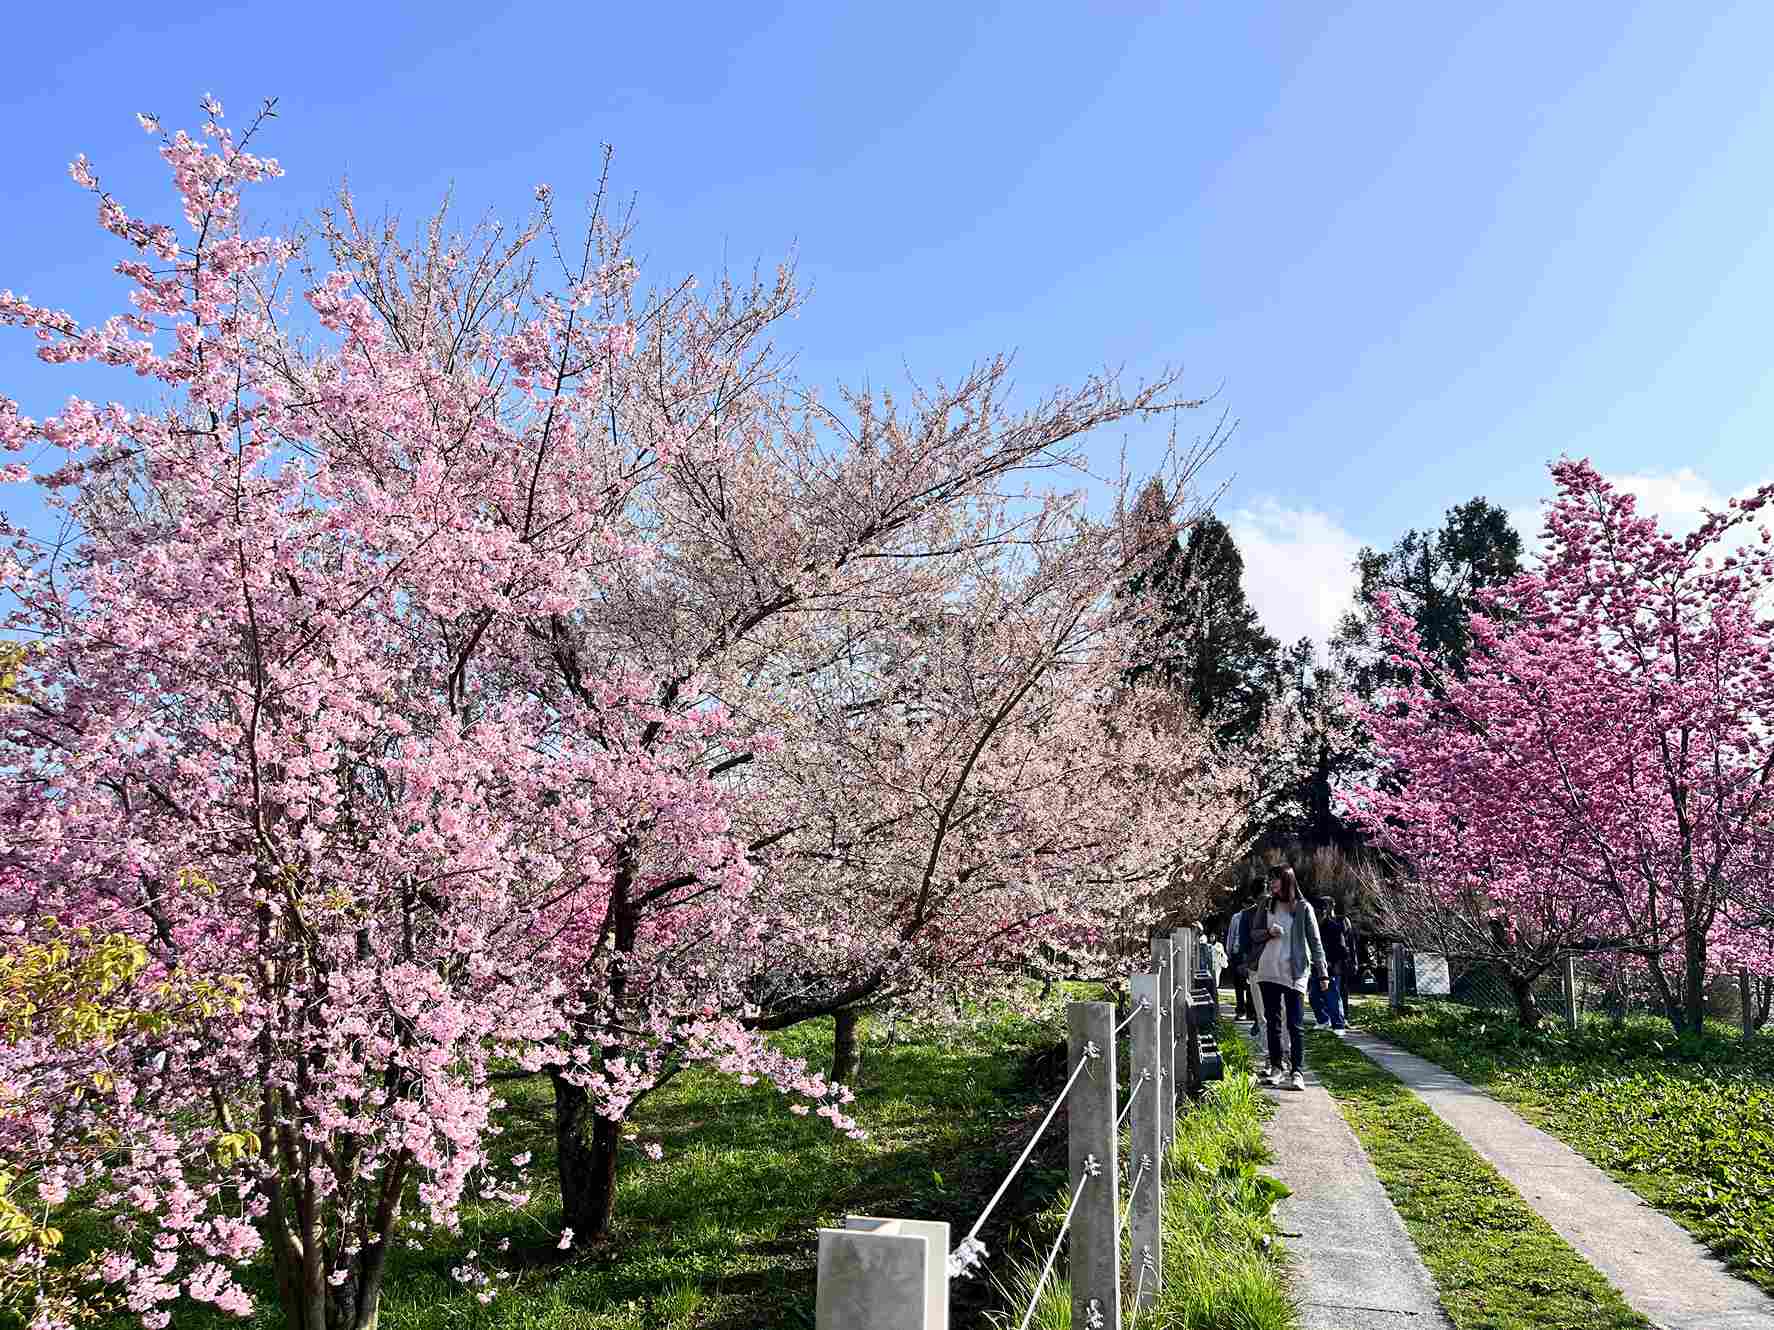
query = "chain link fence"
xmin=1387 ymin=948 xmax=1771 ymax=1027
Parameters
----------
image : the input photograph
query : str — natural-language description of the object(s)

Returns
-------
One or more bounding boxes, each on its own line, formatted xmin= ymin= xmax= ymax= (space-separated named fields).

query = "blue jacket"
xmin=1228 ymin=906 xmax=1255 ymax=969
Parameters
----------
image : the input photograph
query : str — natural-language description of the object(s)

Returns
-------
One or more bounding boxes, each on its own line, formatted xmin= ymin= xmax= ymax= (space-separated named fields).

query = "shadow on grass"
xmin=18 ymin=1009 xmax=1083 ymax=1330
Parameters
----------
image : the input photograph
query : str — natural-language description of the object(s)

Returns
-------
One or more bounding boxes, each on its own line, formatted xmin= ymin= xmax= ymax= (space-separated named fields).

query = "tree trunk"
xmin=1643 ymin=947 xmax=1685 ymax=1035
xmin=830 ymin=1007 xmax=860 ymax=1086
xmin=1309 ymin=740 xmax=1334 ymax=850
xmin=1757 ymin=976 xmax=1772 ymax=1031
xmin=552 ymin=1070 xmax=621 ymax=1243
xmin=552 ymin=844 xmax=637 ymax=1243
xmin=1682 ymin=929 xmax=1708 ymax=1037
xmin=267 ymin=1205 xmax=395 ymax=1330
xmin=1508 ymin=973 xmax=1542 ymax=1030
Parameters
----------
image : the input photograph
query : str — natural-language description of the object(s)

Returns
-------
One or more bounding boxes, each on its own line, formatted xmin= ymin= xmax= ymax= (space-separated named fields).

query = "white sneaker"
xmin=1260 ymin=1063 xmax=1278 ymax=1086
xmin=1288 ymin=1071 xmax=1305 ymax=1091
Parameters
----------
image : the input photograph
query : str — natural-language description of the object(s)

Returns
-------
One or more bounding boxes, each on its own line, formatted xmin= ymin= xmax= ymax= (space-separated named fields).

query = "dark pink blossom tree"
xmin=1343 ymin=458 xmax=1774 ymax=1034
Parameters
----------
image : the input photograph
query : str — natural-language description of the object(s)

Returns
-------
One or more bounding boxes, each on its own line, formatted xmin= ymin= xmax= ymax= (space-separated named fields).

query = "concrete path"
xmin=1341 ymin=1028 xmax=1774 ymax=1330
xmin=1238 ymin=1024 xmax=1454 ymax=1329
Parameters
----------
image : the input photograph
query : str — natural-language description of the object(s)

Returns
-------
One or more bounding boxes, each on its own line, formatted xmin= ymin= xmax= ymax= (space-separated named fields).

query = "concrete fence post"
xmin=1149 ymin=936 xmax=1175 ymax=1154
xmin=1166 ymin=933 xmax=1184 ymax=1145
xmin=1180 ymin=924 xmax=1200 ymax=1098
xmin=1068 ymin=1001 xmax=1122 ymax=1330
xmin=1562 ymin=955 xmax=1579 ymax=1030
xmin=1744 ymin=968 xmax=1756 ymax=1040
xmin=1127 ymin=974 xmax=1163 ymax=1308
xmin=815 ymin=1215 xmax=948 ymax=1329
xmin=1389 ymin=941 xmax=1406 ymax=1013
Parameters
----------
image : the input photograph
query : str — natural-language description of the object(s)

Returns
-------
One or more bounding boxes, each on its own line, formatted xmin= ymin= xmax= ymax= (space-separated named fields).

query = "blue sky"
xmin=5 ymin=2 xmax=1773 ymax=653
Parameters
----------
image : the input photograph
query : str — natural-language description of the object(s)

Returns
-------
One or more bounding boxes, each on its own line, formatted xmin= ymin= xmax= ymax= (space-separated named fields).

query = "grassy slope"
xmin=1305 ymin=1026 xmax=1650 ymax=1330
xmin=1349 ymin=997 xmax=1774 ymax=1297
xmin=37 ymin=1003 xmax=1082 ymax=1330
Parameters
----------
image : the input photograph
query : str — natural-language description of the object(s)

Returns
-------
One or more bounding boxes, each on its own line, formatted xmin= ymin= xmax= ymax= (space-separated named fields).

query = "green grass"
xmin=988 ymin=1030 xmax=1299 ymax=1330
xmin=27 ymin=999 xmax=1092 ymax=1330
xmin=1349 ymin=996 xmax=1774 ymax=1296
xmin=1305 ymin=1025 xmax=1651 ymax=1330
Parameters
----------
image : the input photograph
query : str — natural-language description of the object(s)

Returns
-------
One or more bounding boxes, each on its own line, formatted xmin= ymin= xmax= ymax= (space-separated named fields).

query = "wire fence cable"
xmin=948 ymin=1040 xmax=1102 ymax=1279
xmin=1015 ymin=1155 xmax=1101 ymax=1330
xmin=1116 ymin=1067 xmax=1150 ymax=1129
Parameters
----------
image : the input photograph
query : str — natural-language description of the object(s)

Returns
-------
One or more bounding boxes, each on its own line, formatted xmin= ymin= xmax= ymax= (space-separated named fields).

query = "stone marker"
xmin=815 ymin=1215 xmax=949 ymax=1329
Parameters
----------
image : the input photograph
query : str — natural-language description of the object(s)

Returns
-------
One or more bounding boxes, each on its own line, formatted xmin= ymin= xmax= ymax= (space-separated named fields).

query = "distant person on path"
xmin=1317 ymin=896 xmax=1351 ymax=1030
xmin=1253 ymin=864 xmax=1329 ymax=1090
xmin=1307 ymin=946 xmax=1329 ymax=1028
xmin=1209 ymin=933 xmax=1229 ymax=992
xmin=1228 ymin=893 xmax=1266 ymax=1040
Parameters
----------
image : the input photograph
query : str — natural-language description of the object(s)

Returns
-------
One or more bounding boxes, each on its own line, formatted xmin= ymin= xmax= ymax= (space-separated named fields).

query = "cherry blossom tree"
xmin=1342 ymin=458 xmax=1774 ymax=1035
xmin=521 ymin=392 xmax=1227 ymax=1230
xmin=728 ymin=488 xmax=1265 ymax=1078
xmin=251 ymin=105 xmax=1240 ymax=1241
xmin=0 ymin=101 xmax=860 ymax=1328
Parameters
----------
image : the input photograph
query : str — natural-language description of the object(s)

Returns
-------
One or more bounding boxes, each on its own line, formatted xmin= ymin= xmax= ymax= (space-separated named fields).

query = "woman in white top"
xmin=1250 ymin=863 xmax=1328 ymax=1090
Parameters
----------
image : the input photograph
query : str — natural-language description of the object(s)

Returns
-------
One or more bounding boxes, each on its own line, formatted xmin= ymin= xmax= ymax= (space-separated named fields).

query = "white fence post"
xmin=1068 ymin=1001 xmax=1122 ymax=1330
xmin=1562 ymin=955 xmax=1579 ymax=1030
xmin=1389 ymin=941 xmax=1406 ymax=1013
xmin=815 ymin=1216 xmax=948 ymax=1329
xmin=1128 ymin=974 xmax=1163 ymax=1308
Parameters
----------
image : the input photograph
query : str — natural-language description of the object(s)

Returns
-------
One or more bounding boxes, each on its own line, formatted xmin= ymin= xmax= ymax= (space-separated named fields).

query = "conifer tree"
xmin=1123 ymin=486 xmax=1281 ymax=746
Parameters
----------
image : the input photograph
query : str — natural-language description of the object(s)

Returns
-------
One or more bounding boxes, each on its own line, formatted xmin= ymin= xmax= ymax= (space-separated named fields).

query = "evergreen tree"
xmin=1331 ymin=496 xmax=1524 ymax=702
xmin=1123 ymin=497 xmax=1282 ymax=746
xmin=1264 ymin=636 xmax=1371 ymax=851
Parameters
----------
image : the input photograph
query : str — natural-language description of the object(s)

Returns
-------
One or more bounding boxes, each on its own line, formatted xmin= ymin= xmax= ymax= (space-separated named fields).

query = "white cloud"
xmin=1228 ymin=468 xmax=1774 ymax=668
xmin=1223 ymin=498 xmax=1364 ymax=663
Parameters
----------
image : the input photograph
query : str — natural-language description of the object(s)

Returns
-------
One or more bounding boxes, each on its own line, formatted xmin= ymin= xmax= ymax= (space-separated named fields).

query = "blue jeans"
xmin=1309 ymin=973 xmax=1329 ymax=1024
xmin=1326 ymin=972 xmax=1348 ymax=1026
xmin=1260 ymin=982 xmax=1305 ymax=1073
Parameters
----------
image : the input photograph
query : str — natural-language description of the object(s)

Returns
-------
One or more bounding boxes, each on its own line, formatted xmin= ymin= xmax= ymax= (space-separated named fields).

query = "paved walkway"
xmin=1341 ymin=1027 xmax=1774 ymax=1330
xmin=1239 ymin=1024 xmax=1454 ymax=1329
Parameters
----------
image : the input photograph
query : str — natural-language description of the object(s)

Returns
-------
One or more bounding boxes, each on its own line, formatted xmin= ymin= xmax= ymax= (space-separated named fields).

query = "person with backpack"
xmin=1226 ymin=891 xmax=1265 ymax=1041
xmin=1226 ymin=907 xmax=1249 ymax=1019
xmin=1317 ymin=896 xmax=1352 ymax=1030
xmin=1251 ymin=863 xmax=1329 ymax=1090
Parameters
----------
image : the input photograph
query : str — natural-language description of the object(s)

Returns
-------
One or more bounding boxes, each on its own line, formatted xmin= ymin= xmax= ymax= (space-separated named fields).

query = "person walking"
xmin=1245 ymin=915 xmax=1267 ymax=1041
xmin=1227 ymin=893 xmax=1266 ymax=1041
xmin=1307 ymin=957 xmax=1329 ymax=1028
xmin=1252 ymin=864 xmax=1328 ymax=1090
xmin=1318 ymin=896 xmax=1351 ymax=1030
